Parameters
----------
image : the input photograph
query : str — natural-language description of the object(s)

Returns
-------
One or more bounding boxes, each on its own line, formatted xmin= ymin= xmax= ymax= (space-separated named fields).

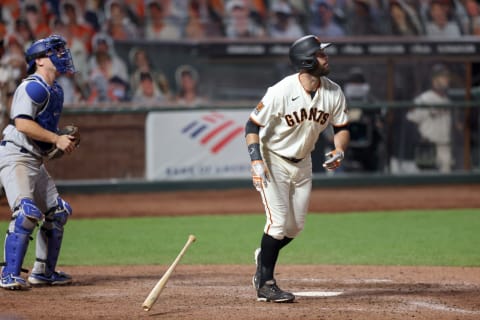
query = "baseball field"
xmin=0 ymin=184 xmax=479 ymax=320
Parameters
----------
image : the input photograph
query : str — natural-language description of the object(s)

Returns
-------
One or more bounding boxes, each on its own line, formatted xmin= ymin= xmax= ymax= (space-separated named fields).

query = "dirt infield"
xmin=1 ymin=184 xmax=480 ymax=319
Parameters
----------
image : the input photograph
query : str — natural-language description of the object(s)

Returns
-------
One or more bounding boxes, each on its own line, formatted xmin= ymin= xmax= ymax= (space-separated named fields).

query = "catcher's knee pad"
xmin=11 ymin=198 xmax=43 ymax=234
xmin=43 ymin=197 xmax=72 ymax=231
xmin=2 ymin=198 xmax=42 ymax=276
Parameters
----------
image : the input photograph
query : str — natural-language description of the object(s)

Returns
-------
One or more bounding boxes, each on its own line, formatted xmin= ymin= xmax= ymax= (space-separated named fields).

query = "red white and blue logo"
xmin=181 ymin=112 xmax=244 ymax=154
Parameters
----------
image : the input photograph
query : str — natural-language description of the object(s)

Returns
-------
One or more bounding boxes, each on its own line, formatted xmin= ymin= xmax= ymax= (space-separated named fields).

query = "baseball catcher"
xmin=0 ymin=34 xmax=78 ymax=290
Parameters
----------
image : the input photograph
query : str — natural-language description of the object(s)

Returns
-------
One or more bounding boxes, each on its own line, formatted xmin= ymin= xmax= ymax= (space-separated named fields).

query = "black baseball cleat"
xmin=257 ymin=279 xmax=295 ymax=303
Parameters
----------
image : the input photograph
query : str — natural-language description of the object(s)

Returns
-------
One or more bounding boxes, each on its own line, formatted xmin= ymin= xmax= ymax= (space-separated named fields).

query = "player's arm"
xmin=323 ymin=125 xmax=350 ymax=170
xmin=245 ymin=132 xmax=259 ymax=146
xmin=245 ymin=117 xmax=261 ymax=159
xmin=323 ymin=88 xmax=350 ymax=170
xmin=245 ymin=118 xmax=269 ymax=189
xmin=333 ymin=125 xmax=350 ymax=154
xmin=15 ymin=117 xmax=76 ymax=154
xmin=13 ymin=80 xmax=77 ymax=153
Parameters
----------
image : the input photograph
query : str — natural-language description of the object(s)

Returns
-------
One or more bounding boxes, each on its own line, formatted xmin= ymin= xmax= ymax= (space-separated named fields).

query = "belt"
xmin=280 ymin=155 xmax=303 ymax=163
xmin=0 ymin=140 xmax=30 ymax=154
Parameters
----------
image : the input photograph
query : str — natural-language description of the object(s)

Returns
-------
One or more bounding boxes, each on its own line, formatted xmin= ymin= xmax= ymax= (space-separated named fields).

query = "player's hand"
xmin=251 ymin=160 xmax=270 ymax=190
xmin=323 ymin=149 xmax=344 ymax=170
xmin=55 ymin=134 xmax=77 ymax=154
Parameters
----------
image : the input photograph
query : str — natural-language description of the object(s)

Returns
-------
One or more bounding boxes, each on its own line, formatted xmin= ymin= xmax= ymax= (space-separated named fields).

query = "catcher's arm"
xmin=15 ymin=118 xmax=76 ymax=153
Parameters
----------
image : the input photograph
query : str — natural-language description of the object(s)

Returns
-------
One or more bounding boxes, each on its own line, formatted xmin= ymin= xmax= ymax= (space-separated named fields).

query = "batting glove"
xmin=251 ymin=160 xmax=269 ymax=190
xmin=323 ymin=149 xmax=345 ymax=170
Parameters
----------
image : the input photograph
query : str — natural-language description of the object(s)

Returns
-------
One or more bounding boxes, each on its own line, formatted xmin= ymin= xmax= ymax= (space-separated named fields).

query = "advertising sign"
xmin=146 ymin=110 xmax=252 ymax=181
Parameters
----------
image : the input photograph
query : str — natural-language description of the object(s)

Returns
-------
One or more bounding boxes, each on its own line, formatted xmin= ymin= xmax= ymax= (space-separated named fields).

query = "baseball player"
xmin=245 ymin=35 xmax=350 ymax=302
xmin=0 ymin=35 xmax=78 ymax=290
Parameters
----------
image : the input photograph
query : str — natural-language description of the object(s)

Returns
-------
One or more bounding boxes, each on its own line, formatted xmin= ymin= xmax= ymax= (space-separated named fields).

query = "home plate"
xmin=293 ymin=291 xmax=343 ymax=297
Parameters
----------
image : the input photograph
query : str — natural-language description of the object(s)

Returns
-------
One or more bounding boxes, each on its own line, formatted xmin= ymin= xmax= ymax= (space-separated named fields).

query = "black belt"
xmin=280 ymin=155 xmax=303 ymax=163
xmin=0 ymin=141 xmax=30 ymax=154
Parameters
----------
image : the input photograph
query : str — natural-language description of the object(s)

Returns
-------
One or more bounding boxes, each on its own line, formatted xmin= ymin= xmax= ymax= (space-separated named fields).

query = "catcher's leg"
xmin=1 ymin=198 xmax=42 ymax=290
xmin=29 ymin=197 xmax=72 ymax=285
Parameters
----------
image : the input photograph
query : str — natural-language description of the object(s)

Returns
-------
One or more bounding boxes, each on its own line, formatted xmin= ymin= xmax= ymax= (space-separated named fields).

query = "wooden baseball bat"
xmin=142 ymin=234 xmax=197 ymax=311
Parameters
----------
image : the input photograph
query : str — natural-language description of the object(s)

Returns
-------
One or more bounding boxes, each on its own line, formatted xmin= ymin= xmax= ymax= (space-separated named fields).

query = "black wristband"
xmin=247 ymin=143 xmax=262 ymax=161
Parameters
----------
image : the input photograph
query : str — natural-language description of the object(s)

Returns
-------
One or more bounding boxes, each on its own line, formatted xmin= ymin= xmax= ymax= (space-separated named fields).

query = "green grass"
xmin=1 ymin=209 xmax=479 ymax=267
xmin=285 ymin=209 xmax=480 ymax=266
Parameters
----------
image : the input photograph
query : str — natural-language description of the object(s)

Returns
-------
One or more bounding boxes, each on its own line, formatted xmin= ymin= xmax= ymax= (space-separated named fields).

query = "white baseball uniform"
xmin=249 ymin=73 xmax=349 ymax=239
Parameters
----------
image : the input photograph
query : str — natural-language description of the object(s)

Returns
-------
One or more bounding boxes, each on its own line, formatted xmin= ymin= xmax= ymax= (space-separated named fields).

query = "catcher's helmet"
xmin=25 ymin=34 xmax=75 ymax=74
xmin=289 ymin=35 xmax=331 ymax=71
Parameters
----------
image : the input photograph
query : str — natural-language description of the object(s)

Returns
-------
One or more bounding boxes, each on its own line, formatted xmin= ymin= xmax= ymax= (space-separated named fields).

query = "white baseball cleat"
xmin=0 ymin=273 xmax=29 ymax=290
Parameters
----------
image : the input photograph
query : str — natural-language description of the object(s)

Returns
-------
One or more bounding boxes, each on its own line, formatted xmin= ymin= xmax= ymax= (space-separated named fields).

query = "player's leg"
xmin=436 ymin=144 xmax=452 ymax=173
xmin=255 ymin=153 xmax=290 ymax=286
xmin=253 ymin=152 xmax=295 ymax=302
xmin=261 ymin=154 xmax=312 ymax=274
xmin=29 ymin=168 xmax=73 ymax=285
xmin=1 ymin=198 xmax=43 ymax=289
xmin=262 ymin=163 xmax=312 ymax=295
xmin=285 ymin=159 xmax=313 ymax=239
xmin=257 ymin=233 xmax=292 ymax=279
xmin=0 ymin=158 xmax=42 ymax=290
xmin=28 ymin=196 xmax=72 ymax=285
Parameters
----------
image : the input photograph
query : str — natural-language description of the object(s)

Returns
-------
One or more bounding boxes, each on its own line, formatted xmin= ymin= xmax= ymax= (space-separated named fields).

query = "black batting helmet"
xmin=289 ymin=35 xmax=331 ymax=71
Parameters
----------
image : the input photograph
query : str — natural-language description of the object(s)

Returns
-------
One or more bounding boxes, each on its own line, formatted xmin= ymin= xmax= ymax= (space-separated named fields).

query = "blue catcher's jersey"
xmin=2 ymin=74 xmax=64 ymax=156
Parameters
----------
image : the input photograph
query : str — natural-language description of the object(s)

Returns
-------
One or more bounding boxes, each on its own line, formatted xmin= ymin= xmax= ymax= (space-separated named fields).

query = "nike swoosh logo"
xmin=292 ymin=96 xmax=300 ymax=101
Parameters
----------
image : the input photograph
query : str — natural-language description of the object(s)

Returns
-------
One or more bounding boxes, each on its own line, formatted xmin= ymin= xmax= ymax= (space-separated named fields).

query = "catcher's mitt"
xmin=47 ymin=124 xmax=81 ymax=160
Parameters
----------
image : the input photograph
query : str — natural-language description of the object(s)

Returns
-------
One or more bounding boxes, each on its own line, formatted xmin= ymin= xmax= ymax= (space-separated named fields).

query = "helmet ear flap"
xmin=300 ymin=57 xmax=318 ymax=70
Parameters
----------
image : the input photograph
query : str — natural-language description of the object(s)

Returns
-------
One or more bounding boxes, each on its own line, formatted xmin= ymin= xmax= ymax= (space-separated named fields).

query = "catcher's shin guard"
xmin=2 ymin=199 xmax=42 ymax=277
xmin=32 ymin=197 xmax=72 ymax=276
xmin=2 ymin=233 xmax=31 ymax=277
